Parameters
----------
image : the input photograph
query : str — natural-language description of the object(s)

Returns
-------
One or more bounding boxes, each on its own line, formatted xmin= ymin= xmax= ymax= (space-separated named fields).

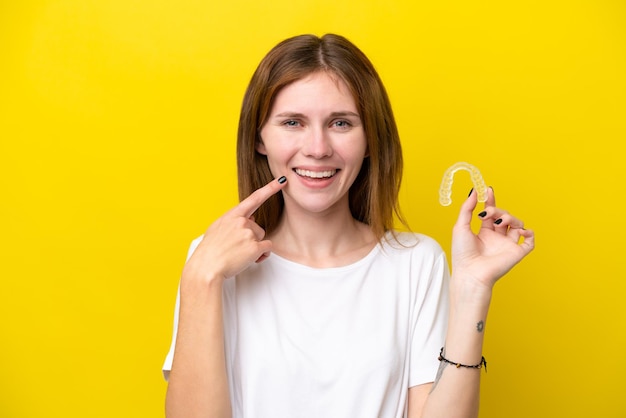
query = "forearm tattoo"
xmin=477 ymin=320 xmax=484 ymax=332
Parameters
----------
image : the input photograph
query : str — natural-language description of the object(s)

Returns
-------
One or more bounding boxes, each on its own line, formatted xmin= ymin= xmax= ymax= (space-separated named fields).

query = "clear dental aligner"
xmin=439 ymin=162 xmax=488 ymax=206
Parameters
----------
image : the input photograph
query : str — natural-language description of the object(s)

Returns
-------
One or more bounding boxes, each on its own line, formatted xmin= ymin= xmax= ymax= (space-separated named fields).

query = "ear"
xmin=256 ymin=138 xmax=268 ymax=155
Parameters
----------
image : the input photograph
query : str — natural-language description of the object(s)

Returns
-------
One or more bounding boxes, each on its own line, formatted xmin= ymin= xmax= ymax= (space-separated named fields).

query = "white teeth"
xmin=295 ymin=168 xmax=337 ymax=179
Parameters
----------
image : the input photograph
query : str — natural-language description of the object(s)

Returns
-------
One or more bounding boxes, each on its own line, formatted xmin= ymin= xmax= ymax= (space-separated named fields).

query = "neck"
xmin=268 ymin=203 xmax=377 ymax=268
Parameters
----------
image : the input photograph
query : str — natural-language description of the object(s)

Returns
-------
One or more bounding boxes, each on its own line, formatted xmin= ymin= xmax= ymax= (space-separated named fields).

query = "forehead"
xmin=271 ymin=71 xmax=357 ymax=113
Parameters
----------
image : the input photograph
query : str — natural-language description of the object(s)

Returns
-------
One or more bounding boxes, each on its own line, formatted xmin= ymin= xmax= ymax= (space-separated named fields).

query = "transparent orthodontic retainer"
xmin=439 ymin=162 xmax=488 ymax=206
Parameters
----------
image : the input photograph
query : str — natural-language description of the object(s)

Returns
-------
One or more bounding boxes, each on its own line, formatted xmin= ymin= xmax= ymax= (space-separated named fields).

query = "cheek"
xmin=340 ymin=140 xmax=368 ymax=165
xmin=262 ymin=131 xmax=299 ymax=158
xmin=263 ymin=140 xmax=285 ymax=156
xmin=262 ymin=143 xmax=293 ymax=169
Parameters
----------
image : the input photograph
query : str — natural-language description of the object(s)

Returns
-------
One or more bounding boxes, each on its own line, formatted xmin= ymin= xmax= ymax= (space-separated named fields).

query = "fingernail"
xmin=468 ymin=188 xmax=474 ymax=197
xmin=478 ymin=211 xmax=487 ymax=218
xmin=494 ymin=218 xmax=503 ymax=225
xmin=278 ymin=176 xmax=287 ymax=184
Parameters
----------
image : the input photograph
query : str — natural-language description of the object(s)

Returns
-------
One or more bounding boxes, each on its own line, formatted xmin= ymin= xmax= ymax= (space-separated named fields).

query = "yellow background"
xmin=1 ymin=1 xmax=625 ymax=417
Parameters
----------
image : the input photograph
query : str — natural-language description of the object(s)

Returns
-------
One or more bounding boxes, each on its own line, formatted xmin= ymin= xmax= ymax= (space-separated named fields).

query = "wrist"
xmin=181 ymin=268 xmax=226 ymax=295
xmin=449 ymin=274 xmax=493 ymax=306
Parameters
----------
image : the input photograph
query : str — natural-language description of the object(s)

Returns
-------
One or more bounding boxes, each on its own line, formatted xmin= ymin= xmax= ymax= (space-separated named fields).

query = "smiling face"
xmin=257 ymin=71 xmax=368 ymax=217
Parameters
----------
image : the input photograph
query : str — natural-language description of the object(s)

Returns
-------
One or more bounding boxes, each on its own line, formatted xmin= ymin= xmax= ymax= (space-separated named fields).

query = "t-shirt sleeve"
xmin=162 ymin=236 xmax=203 ymax=381
xmin=408 ymin=245 xmax=450 ymax=387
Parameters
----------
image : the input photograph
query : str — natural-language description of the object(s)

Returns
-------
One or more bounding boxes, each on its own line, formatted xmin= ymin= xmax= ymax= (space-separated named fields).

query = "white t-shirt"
xmin=163 ymin=231 xmax=449 ymax=418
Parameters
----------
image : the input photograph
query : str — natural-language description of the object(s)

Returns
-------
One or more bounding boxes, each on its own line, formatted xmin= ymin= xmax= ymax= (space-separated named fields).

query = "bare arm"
xmin=409 ymin=289 xmax=490 ymax=418
xmin=165 ymin=177 xmax=287 ymax=418
xmin=409 ymin=187 xmax=535 ymax=418
xmin=166 ymin=277 xmax=231 ymax=418
xmin=408 ymin=296 xmax=488 ymax=418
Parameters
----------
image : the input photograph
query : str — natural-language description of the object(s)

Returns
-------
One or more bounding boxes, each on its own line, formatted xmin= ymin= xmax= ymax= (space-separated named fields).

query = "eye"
xmin=333 ymin=119 xmax=352 ymax=129
xmin=282 ymin=119 xmax=300 ymax=127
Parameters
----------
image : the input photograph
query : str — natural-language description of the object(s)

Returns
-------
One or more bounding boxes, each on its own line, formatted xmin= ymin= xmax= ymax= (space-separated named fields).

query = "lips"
xmin=294 ymin=168 xmax=337 ymax=179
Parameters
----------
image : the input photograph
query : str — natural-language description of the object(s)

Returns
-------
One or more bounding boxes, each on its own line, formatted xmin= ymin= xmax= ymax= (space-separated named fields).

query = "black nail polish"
xmin=478 ymin=211 xmax=487 ymax=218
xmin=494 ymin=218 xmax=503 ymax=225
xmin=468 ymin=188 xmax=474 ymax=197
xmin=278 ymin=176 xmax=287 ymax=184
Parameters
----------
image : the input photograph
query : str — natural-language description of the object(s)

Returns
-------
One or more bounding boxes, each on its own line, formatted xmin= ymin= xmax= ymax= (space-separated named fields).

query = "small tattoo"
xmin=477 ymin=320 xmax=485 ymax=332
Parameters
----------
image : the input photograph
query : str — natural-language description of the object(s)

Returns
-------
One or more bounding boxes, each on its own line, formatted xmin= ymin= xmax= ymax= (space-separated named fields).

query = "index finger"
xmin=234 ymin=176 xmax=287 ymax=218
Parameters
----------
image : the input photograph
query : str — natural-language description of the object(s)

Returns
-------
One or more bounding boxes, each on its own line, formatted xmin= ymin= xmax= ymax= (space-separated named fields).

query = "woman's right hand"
xmin=181 ymin=176 xmax=287 ymax=284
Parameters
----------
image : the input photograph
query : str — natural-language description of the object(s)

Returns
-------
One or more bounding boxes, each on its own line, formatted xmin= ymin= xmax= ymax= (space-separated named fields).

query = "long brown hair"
xmin=237 ymin=33 xmax=405 ymax=240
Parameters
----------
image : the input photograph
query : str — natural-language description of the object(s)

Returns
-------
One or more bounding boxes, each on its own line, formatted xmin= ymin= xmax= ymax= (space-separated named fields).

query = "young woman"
xmin=163 ymin=33 xmax=534 ymax=418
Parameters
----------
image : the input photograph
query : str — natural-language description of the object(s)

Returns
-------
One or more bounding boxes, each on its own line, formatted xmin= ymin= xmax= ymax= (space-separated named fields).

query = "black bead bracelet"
xmin=438 ymin=347 xmax=487 ymax=372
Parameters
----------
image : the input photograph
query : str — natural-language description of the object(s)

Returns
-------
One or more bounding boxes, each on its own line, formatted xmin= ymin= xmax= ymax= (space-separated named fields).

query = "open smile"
xmin=294 ymin=168 xmax=338 ymax=179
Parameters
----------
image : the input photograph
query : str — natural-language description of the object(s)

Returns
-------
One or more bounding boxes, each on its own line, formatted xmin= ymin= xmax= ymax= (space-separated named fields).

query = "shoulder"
xmin=377 ymin=231 xmax=449 ymax=285
xmin=381 ymin=231 xmax=445 ymax=260
xmin=184 ymin=235 xmax=205 ymax=261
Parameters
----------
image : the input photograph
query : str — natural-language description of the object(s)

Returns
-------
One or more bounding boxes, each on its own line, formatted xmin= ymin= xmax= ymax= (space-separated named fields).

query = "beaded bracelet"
xmin=438 ymin=347 xmax=487 ymax=372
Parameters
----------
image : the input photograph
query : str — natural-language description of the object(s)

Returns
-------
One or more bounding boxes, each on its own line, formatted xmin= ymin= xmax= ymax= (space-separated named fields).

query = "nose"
xmin=302 ymin=127 xmax=333 ymax=159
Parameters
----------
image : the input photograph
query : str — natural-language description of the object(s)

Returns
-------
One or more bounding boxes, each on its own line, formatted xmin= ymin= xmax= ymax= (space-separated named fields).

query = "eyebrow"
xmin=273 ymin=111 xmax=361 ymax=118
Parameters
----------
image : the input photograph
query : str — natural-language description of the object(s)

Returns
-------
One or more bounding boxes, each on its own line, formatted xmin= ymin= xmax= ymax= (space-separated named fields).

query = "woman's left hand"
xmin=451 ymin=187 xmax=535 ymax=291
